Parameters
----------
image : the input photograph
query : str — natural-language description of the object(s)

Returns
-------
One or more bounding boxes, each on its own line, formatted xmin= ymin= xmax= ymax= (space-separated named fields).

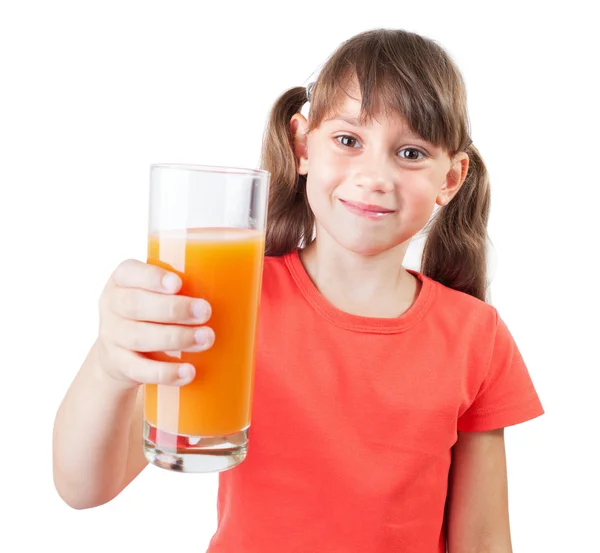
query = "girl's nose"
xmin=355 ymin=156 xmax=395 ymax=194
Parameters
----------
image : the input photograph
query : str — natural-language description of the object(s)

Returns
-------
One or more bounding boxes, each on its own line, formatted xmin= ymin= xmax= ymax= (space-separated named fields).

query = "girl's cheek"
xmin=398 ymin=186 xmax=433 ymax=215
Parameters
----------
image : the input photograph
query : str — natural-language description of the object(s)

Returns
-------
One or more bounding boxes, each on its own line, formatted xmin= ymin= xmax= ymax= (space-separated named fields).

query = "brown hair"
xmin=258 ymin=28 xmax=491 ymax=302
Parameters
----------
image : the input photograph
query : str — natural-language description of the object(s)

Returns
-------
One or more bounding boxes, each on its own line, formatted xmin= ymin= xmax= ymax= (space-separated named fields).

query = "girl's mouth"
xmin=339 ymin=199 xmax=395 ymax=219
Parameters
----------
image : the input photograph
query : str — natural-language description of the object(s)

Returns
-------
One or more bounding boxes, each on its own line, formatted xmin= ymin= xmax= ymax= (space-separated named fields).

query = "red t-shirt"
xmin=206 ymin=251 xmax=544 ymax=553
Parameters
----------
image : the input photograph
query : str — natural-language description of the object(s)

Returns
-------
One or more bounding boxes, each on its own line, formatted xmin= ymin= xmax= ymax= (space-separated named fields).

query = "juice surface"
xmin=144 ymin=228 xmax=265 ymax=437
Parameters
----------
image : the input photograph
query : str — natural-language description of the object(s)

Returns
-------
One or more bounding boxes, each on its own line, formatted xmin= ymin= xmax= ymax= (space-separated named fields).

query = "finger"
xmin=121 ymin=351 xmax=197 ymax=386
xmin=110 ymin=287 xmax=212 ymax=324
xmin=111 ymin=319 xmax=215 ymax=353
xmin=111 ymin=259 xmax=182 ymax=294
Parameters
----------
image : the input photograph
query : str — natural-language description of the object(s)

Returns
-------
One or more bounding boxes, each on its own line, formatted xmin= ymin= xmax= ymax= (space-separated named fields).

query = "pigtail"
xmin=259 ymin=87 xmax=315 ymax=256
xmin=421 ymin=143 xmax=492 ymax=302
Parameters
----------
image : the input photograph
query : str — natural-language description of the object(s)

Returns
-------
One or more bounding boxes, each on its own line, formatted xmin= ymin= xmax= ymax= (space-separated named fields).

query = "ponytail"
xmin=259 ymin=87 xmax=315 ymax=256
xmin=421 ymin=144 xmax=492 ymax=302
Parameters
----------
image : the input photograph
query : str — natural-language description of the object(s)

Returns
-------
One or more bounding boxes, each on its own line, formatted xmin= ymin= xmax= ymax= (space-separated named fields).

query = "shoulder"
xmin=257 ymin=253 xmax=312 ymax=333
xmin=262 ymin=254 xmax=291 ymax=288
xmin=423 ymin=274 xmax=498 ymax=333
xmin=262 ymin=253 xmax=288 ymax=274
xmin=261 ymin=253 xmax=300 ymax=301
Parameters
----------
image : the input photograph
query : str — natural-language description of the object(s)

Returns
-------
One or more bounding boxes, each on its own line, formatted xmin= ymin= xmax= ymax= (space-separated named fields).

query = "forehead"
xmin=321 ymin=75 xmax=409 ymax=125
xmin=324 ymin=93 xmax=414 ymax=134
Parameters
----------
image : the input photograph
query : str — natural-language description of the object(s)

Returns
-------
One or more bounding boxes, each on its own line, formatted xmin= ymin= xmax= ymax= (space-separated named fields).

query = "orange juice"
xmin=144 ymin=227 xmax=265 ymax=438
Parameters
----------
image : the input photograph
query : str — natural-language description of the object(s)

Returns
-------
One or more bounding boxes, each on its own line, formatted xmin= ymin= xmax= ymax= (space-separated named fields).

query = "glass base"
xmin=143 ymin=421 xmax=248 ymax=473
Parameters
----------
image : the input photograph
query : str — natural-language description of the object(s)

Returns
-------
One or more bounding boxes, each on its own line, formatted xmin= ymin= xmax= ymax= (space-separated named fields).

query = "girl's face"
xmin=292 ymin=90 xmax=468 ymax=257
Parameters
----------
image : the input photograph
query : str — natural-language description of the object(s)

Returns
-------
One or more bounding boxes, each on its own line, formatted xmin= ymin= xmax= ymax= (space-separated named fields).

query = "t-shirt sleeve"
xmin=457 ymin=309 xmax=544 ymax=432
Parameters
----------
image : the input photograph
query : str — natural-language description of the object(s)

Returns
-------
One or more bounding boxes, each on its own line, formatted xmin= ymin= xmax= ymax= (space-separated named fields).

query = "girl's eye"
xmin=335 ymin=135 xmax=360 ymax=148
xmin=398 ymin=148 xmax=425 ymax=161
xmin=335 ymin=135 xmax=426 ymax=160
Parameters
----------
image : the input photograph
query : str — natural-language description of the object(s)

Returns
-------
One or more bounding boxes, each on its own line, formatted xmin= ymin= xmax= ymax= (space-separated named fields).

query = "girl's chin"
xmin=332 ymin=235 xmax=401 ymax=257
xmin=313 ymin=220 xmax=408 ymax=257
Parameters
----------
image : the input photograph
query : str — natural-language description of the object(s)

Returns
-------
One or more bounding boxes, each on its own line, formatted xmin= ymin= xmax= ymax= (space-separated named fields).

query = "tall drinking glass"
xmin=143 ymin=164 xmax=270 ymax=473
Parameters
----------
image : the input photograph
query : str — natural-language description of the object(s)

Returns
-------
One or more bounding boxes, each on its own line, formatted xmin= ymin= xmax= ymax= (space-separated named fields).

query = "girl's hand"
xmin=96 ymin=259 xmax=215 ymax=388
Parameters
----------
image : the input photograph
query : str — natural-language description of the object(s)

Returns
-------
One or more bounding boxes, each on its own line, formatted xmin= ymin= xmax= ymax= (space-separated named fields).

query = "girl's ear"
xmin=436 ymin=152 xmax=469 ymax=206
xmin=290 ymin=113 xmax=309 ymax=175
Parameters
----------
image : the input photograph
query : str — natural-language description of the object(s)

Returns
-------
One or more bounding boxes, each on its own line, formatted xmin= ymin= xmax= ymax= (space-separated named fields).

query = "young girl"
xmin=53 ymin=28 xmax=544 ymax=553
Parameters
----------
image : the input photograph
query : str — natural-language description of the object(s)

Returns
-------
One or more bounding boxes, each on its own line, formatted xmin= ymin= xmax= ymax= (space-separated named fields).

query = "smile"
xmin=338 ymin=199 xmax=395 ymax=219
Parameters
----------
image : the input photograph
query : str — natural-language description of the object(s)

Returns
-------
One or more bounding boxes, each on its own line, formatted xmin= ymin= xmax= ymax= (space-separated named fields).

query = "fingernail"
xmin=162 ymin=273 xmax=180 ymax=292
xmin=178 ymin=364 xmax=195 ymax=381
xmin=191 ymin=300 xmax=210 ymax=320
xmin=195 ymin=328 xmax=213 ymax=346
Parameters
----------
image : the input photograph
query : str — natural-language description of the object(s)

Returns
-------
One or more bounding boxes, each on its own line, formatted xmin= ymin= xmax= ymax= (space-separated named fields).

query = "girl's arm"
xmin=53 ymin=342 xmax=148 ymax=509
xmin=53 ymin=259 xmax=211 ymax=509
xmin=446 ymin=428 xmax=513 ymax=553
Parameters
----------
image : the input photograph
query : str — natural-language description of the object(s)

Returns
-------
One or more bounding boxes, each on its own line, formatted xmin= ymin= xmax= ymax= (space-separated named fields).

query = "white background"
xmin=1 ymin=1 xmax=598 ymax=551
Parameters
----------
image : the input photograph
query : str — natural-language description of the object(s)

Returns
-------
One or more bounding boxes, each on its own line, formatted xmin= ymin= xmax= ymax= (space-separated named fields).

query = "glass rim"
xmin=151 ymin=163 xmax=270 ymax=177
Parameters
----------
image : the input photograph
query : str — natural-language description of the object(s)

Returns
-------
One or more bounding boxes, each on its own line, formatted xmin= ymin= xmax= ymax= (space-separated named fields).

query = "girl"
xmin=53 ymin=28 xmax=544 ymax=553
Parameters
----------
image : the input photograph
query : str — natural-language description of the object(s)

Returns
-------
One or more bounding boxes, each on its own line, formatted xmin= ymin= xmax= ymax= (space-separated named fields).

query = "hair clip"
xmin=306 ymin=82 xmax=315 ymax=103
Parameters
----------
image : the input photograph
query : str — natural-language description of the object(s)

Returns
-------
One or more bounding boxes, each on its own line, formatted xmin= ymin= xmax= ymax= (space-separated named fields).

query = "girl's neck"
xmin=298 ymin=234 xmax=421 ymax=319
